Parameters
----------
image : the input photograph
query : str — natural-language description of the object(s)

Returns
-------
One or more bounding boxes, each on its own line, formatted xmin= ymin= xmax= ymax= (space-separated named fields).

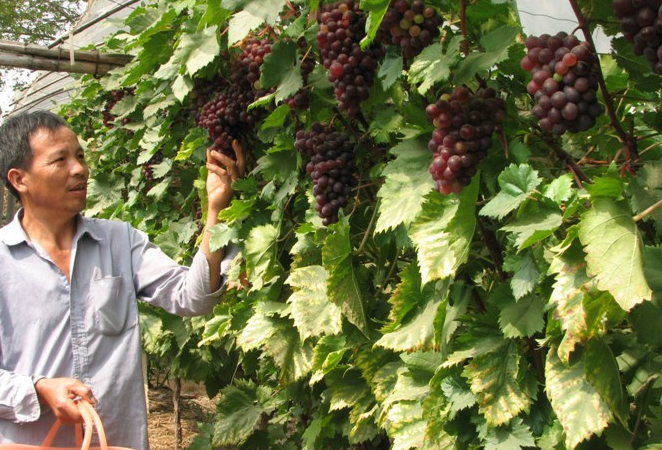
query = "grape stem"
xmin=633 ymin=198 xmax=662 ymax=223
xmin=459 ymin=0 xmax=470 ymax=56
xmin=476 ymin=218 xmax=506 ymax=280
xmin=567 ymin=0 xmax=639 ymax=161
xmin=542 ymin=135 xmax=591 ymax=187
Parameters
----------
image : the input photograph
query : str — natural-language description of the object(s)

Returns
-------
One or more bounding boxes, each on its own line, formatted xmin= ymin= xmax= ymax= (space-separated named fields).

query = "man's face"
xmin=18 ymin=125 xmax=89 ymax=218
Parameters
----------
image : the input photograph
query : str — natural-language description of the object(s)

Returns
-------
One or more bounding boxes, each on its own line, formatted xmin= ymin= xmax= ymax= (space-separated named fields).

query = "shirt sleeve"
xmin=129 ymin=224 xmax=238 ymax=316
xmin=0 ymin=370 xmax=42 ymax=423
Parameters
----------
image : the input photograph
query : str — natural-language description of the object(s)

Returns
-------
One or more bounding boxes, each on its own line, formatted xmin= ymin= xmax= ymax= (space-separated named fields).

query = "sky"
xmin=0 ymin=1 xmax=613 ymax=117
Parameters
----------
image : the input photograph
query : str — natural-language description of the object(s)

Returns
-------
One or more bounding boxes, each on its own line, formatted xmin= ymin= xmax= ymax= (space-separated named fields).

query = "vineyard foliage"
xmin=59 ymin=0 xmax=662 ymax=449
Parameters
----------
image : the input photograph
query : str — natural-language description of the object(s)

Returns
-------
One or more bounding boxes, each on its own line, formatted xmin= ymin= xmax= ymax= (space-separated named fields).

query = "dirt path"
xmin=147 ymin=385 xmax=216 ymax=450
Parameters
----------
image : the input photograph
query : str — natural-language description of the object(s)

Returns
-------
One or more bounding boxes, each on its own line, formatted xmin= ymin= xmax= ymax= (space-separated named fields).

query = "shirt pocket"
xmin=89 ymin=274 xmax=130 ymax=335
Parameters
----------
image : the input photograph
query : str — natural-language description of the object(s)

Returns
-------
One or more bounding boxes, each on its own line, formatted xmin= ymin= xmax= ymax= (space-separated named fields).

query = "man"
xmin=0 ymin=110 xmax=244 ymax=449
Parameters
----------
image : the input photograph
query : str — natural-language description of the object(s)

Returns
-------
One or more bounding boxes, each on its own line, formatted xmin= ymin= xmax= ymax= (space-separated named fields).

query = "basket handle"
xmin=76 ymin=400 xmax=109 ymax=450
xmin=40 ymin=408 xmax=85 ymax=448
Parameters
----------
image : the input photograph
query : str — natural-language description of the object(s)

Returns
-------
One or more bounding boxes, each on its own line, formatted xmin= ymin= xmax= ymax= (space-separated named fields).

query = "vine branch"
xmin=542 ymin=134 xmax=592 ymax=186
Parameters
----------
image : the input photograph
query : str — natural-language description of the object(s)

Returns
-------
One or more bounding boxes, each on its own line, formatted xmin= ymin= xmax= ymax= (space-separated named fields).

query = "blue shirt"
xmin=0 ymin=210 xmax=234 ymax=449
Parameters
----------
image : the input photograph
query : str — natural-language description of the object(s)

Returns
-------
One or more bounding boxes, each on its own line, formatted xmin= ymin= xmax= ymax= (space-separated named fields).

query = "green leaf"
xmin=261 ymin=40 xmax=301 ymax=96
xmin=286 ymin=265 xmax=343 ymax=340
xmin=493 ymin=283 xmax=546 ymax=338
xmin=212 ymin=380 xmax=274 ymax=446
xmin=323 ymin=221 xmax=369 ymax=335
xmin=227 ymin=10 xmax=264 ymax=45
xmin=439 ymin=374 xmax=476 ymax=414
xmin=480 ymin=164 xmax=542 ymax=219
xmin=584 ymin=164 xmax=625 ymax=199
xmin=310 ymin=335 xmax=347 ymax=384
xmin=545 ymin=346 xmax=612 ymax=449
xmin=502 ymin=251 xmax=539 ymax=300
xmin=501 ymin=202 xmax=563 ymax=251
xmin=543 ymin=173 xmax=574 ymax=204
xmin=378 ymin=48 xmax=404 ymax=90
xmin=463 ymin=340 xmax=532 ymax=426
xmin=369 ymin=107 xmax=405 ymax=144
xmin=244 ymin=224 xmax=282 ymax=291
xmin=584 ymin=337 xmax=628 ymax=425
xmin=376 ymin=138 xmax=434 ymax=233
xmin=454 ymin=26 xmax=520 ymax=85
xmin=207 ymin=222 xmax=238 ymax=253
xmin=263 ymin=320 xmax=315 ymax=383
xmin=578 ymin=197 xmax=652 ymax=310
xmin=408 ymin=36 xmax=462 ymax=94
xmin=484 ymin=418 xmax=536 ymax=450
xmin=376 ymin=296 xmax=444 ymax=352
xmin=177 ymin=26 xmax=220 ymax=76
xmin=629 ymin=159 xmax=662 ymax=233
xmin=410 ymin=180 xmax=478 ymax=284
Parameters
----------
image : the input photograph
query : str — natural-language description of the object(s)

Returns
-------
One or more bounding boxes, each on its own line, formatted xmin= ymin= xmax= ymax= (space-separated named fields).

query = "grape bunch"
xmin=295 ymin=123 xmax=358 ymax=225
xmin=102 ymin=88 xmax=134 ymax=128
xmin=376 ymin=0 xmax=443 ymax=59
xmin=190 ymin=74 xmax=227 ymax=123
xmin=142 ymin=151 xmax=164 ymax=189
xmin=425 ymin=86 xmax=505 ymax=195
xmin=613 ymin=0 xmax=662 ymax=74
xmin=197 ymin=88 xmax=259 ymax=158
xmin=520 ymin=32 xmax=603 ymax=135
xmin=316 ymin=1 xmax=385 ymax=116
xmin=239 ymin=38 xmax=272 ymax=92
xmin=196 ymin=38 xmax=272 ymax=158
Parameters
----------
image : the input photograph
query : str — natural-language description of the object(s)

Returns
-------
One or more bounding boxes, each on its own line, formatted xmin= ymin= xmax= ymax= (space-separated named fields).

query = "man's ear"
xmin=7 ymin=167 xmax=28 ymax=195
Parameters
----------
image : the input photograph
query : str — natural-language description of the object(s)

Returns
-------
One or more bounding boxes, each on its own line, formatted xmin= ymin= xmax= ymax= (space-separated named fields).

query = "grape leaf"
xmin=548 ymin=243 xmax=591 ymax=363
xmin=463 ymin=340 xmax=532 ymax=426
xmin=578 ymin=198 xmax=652 ymax=311
xmin=375 ymin=296 xmax=444 ymax=352
xmin=584 ymin=164 xmax=625 ymax=199
xmin=263 ymin=319 xmax=314 ymax=383
xmin=244 ymin=224 xmax=282 ymax=291
xmin=501 ymin=202 xmax=562 ymax=251
xmin=502 ymin=251 xmax=539 ymax=299
xmin=323 ymin=221 xmax=369 ymax=335
xmin=480 ymin=164 xmax=542 ymax=219
xmin=369 ymin=107 xmax=405 ymax=144
xmin=212 ymin=380 xmax=274 ymax=446
xmin=584 ymin=337 xmax=628 ymax=425
xmin=484 ymin=418 xmax=536 ymax=450
xmin=629 ymin=159 xmax=662 ymax=233
xmin=408 ymin=36 xmax=462 ymax=94
xmin=440 ymin=374 xmax=476 ymax=414
xmin=375 ymin=138 xmax=434 ymax=233
xmin=454 ymin=26 xmax=520 ymax=85
xmin=410 ymin=179 xmax=478 ymax=284
xmin=286 ymin=265 xmax=343 ymax=340
xmin=545 ymin=347 xmax=612 ymax=449
xmin=378 ymin=48 xmax=403 ymax=90
xmin=176 ymin=26 xmax=220 ymax=76
xmin=227 ymin=10 xmax=264 ymax=45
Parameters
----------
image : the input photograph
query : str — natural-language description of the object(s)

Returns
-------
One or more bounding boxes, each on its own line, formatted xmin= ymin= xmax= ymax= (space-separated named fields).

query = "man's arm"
xmin=200 ymin=140 xmax=246 ymax=292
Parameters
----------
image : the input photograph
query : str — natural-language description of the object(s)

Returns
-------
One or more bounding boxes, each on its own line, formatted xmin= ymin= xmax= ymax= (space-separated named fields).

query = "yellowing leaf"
xmin=578 ymin=198 xmax=652 ymax=311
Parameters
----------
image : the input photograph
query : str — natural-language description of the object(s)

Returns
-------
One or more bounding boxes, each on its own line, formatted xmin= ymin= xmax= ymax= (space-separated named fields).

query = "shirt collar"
xmin=1 ymin=208 xmax=104 ymax=246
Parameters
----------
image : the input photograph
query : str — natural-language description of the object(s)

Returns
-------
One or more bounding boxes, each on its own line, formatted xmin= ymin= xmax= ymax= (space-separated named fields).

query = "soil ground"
xmin=147 ymin=384 xmax=216 ymax=450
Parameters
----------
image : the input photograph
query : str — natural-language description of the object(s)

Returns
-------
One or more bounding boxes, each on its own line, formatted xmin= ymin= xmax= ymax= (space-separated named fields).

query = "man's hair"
xmin=0 ymin=110 xmax=69 ymax=199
